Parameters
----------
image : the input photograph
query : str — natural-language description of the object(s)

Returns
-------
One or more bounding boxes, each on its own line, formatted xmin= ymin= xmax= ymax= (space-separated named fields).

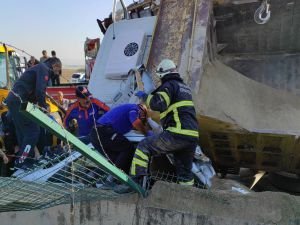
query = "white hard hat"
xmin=156 ymin=59 xmax=177 ymax=78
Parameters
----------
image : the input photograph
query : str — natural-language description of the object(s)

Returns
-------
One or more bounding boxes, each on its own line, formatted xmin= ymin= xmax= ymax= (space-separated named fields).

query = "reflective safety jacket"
xmin=145 ymin=73 xmax=199 ymax=140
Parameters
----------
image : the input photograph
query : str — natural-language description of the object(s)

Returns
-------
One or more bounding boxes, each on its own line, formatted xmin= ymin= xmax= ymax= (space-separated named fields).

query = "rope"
xmin=90 ymin=101 xmax=119 ymax=169
xmin=9 ymin=90 xmax=23 ymax=103
xmin=0 ymin=41 xmax=73 ymax=84
xmin=0 ymin=41 xmax=32 ymax=57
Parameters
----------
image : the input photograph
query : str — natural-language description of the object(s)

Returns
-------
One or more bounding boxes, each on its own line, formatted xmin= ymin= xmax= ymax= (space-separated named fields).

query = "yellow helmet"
xmin=156 ymin=59 xmax=177 ymax=78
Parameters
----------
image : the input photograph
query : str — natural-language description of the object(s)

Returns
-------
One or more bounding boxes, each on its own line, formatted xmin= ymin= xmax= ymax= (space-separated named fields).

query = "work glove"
xmin=68 ymin=119 xmax=78 ymax=133
xmin=135 ymin=91 xmax=148 ymax=101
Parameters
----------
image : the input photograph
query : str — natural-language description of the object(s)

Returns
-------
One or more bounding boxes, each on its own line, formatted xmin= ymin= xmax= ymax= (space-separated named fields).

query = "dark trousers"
xmin=51 ymin=75 xmax=60 ymax=86
xmin=6 ymin=94 xmax=40 ymax=166
xmin=90 ymin=125 xmax=135 ymax=173
xmin=130 ymin=131 xmax=196 ymax=182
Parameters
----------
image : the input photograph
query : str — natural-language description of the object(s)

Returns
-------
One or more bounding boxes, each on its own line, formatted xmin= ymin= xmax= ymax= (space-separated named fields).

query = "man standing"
xmin=64 ymin=86 xmax=109 ymax=138
xmin=39 ymin=50 xmax=48 ymax=63
xmin=50 ymin=50 xmax=62 ymax=85
xmin=5 ymin=58 xmax=62 ymax=170
xmin=116 ymin=59 xmax=199 ymax=193
xmin=27 ymin=56 xmax=39 ymax=68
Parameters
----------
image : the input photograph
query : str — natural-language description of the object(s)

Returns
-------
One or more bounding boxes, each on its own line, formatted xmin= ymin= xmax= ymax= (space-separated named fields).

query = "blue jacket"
xmin=97 ymin=104 xmax=140 ymax=134
xmin=64 ymin=98 xmax=109 ymax=136
xmin=9 ymin=63 xmax=50 ymax=108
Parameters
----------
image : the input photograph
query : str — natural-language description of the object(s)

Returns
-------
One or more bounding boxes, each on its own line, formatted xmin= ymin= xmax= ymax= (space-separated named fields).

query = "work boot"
xmin=97 ymin=180 xmax=117 ymax=190
xmin=96 ymin=175 xmax=117 ymax=190
xmin=14 ymin=155 xmax=36 ymax=169
xmin=12 ymin=159 xmax=35 ymax=177
xmin=113 ymin=184 xmax=134 ymax=194
xmin=113 ymin=176 xmax=148 ymax=194
xmin=178 ymin=178 xmax=194 ymax=186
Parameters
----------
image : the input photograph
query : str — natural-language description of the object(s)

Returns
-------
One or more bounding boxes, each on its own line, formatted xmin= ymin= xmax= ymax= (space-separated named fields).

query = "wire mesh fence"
xmin=0 ymin=147 xmax=210 ymax=212
xmin=0 ymin=149 xmax=124 ymax=212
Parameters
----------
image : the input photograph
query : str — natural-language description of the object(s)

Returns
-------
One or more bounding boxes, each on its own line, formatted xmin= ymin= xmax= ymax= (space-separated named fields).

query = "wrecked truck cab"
xmin=90 ymin=0 xmax=300 ymax=192
xmin=88 ymin=16 xmax=157 ymax=106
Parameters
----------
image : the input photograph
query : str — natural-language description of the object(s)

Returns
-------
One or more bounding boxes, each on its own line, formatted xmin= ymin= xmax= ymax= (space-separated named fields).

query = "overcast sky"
xmin=0 ymin=0 xmax=132 ymax=66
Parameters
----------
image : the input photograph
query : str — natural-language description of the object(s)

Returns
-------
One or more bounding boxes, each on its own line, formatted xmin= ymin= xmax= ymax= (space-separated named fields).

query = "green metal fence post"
xmin=20 ymin=102 xmax=146 ymax=196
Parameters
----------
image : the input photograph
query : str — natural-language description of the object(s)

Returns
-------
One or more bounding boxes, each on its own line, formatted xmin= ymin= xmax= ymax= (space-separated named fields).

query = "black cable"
xmin=0 ymin=41 xmax=32 ymax=57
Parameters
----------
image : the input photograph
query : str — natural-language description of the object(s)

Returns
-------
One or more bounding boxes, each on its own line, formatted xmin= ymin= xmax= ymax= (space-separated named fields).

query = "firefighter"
xmin=64 ymin=86 xmax=109 ymax=138
xmin=90 ymin=103 xmax=149 ymax=181
xmin=5 ymin=57 xmax=62 ymax=170
xmin=115 ymin=59 xmax=199 ymax=193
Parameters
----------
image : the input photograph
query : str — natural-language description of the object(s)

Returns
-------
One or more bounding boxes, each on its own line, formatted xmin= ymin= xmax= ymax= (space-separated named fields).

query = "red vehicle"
xmin=46 ymin=37 xmax=99 ymax=102
xmin=46 ymin=84 xmax=79 ymax=101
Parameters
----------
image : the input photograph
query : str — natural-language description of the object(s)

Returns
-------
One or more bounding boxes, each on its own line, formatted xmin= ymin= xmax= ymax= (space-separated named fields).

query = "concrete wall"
xmin=1 ymin=182 xmax=300 ymax=225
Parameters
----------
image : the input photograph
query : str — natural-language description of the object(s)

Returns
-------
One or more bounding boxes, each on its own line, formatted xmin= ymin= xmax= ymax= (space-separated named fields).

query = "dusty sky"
xmin=0 ymin=0 xmax=132 ymax=66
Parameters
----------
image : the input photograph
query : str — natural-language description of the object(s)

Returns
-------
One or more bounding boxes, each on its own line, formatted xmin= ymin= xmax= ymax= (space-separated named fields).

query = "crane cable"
xmin=1 ymin=41 xmax=73 ymax=83
xmin=0 ymin=41 xmax=32 ymax=57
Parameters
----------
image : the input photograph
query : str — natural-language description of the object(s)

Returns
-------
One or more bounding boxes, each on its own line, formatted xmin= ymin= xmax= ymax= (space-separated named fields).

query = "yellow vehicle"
xmin=0 ymin=45 xmax=19 ymax=114
xmin=0 ymin=44 xmax=62 ymax=158
xmin=0 ymin=44 xmax=60 ymax=116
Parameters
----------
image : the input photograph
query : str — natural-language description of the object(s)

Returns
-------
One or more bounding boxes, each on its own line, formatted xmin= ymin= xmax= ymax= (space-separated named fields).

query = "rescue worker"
xmin=115 ymin=59 xmax=199 ymax=193
xmin=90 ymin=103 xmax=149 ymax=177
xmin=5 ymin=57 xmax=62 ymax=170
xmin=27 ymin=56 xmax=39 ymax=68
xmin=64 ymin=86 xmax=109 ymax=138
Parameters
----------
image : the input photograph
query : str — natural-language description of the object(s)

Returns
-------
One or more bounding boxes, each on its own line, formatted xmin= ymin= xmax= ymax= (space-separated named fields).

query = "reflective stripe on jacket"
xmin=145 ymin=73 xmax=199 ymax=140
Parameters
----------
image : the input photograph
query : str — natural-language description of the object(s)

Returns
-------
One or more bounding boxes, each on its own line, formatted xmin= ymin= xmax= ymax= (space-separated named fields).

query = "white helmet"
xmin=156 ymin=59 xmax=177 ymax=78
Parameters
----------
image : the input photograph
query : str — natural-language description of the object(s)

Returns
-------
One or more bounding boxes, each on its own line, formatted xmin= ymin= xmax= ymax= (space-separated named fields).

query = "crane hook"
xmin=254 ymin=0 xmax=271 ymax=25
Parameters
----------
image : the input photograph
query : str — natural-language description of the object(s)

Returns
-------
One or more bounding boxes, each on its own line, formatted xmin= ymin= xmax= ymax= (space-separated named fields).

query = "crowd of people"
xmin=27 ymin=50 xmax=62 ymax=86
xmin=0 ymin=57 xmax=200 ymax=192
